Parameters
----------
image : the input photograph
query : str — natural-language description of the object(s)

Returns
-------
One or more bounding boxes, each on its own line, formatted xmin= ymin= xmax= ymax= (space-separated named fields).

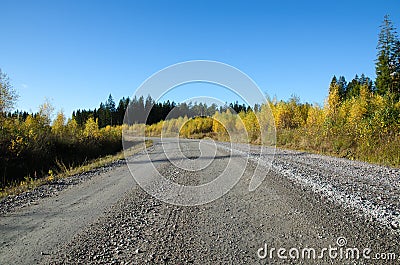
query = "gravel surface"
xmin=217 ymin=142 xmax=400 ymax=230
xmin=0 ymin=160 xmax=126 ymax=215
xmin=0 ymin=149 xmax=151 ymax=264
xmin=44 ymin=139 xmax=400 ymax=264
xmin=1 ymin=138 xmax=400 ymax=264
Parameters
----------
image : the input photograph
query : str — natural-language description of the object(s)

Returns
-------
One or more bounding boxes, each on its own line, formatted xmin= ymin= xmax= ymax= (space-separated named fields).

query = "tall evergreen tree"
xmin=375 ymin=15 xmax=400 ymax=98
xmin=116 ymin=97 xmax=129 ymax=125
xmin=337 ymin=76 xmax=347 ymax=100
xmin=105 ymin=94 xmax=116 ymax=126
xmin=394 ymin=38 xmax=400 ymax=97
xmin=330 ymin=76 xmax=337 ymax=88
xmin=97 ymin=103 xmax=106 ymax=128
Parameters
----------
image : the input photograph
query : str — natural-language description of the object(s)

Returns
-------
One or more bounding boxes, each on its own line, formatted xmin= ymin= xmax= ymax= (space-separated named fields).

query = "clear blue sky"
xmin=1 ymin=0 xmax=399 ymax=117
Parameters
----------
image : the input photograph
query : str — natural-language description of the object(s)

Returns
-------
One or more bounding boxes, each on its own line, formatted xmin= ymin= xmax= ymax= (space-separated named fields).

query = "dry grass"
xmin=277 ymin=128 xmax=400 ymax=168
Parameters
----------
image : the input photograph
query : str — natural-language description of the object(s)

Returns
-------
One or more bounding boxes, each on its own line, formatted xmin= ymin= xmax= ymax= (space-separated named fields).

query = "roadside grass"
xmin=276 ymin=128 xmax=400 ymax=168
xmin=0 ymin=140 xmax=153 ymax=199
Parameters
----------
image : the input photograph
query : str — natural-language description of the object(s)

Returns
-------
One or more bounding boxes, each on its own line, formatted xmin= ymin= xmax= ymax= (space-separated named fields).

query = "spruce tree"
xmin=337 ymin=76 xmax=347 ymax=100
xmin=376 ymin=15 xmax=400 ymax=98
xmin=105 ymin=94 xmax=116 ymax=126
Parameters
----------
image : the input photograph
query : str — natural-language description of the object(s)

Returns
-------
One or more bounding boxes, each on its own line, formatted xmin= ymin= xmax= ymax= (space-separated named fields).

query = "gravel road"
xmin=1 ymin=138 xmax=399 ymax=264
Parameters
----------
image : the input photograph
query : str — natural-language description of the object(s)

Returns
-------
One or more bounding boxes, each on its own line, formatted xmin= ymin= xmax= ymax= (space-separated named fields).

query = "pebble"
xmin=390 ymin=220 xmax=399 ymax=230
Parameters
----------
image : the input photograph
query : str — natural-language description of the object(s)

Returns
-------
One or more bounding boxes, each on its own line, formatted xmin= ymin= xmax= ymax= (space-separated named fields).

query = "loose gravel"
xmin=0 ymin=159 xmax=126 ymax=215
xmin=41 ymin=139 xmax=400 ymax=264
xmin=217 ymin=141 xmax=400 ymax=231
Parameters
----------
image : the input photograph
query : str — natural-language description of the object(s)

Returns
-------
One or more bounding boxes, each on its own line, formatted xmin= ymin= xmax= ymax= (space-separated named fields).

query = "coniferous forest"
xmin=0 ymin=15 xmax=399 ymax=190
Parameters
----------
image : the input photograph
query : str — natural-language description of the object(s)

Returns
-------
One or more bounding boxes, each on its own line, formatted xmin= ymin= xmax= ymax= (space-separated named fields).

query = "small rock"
xmin=390 ymin=220 xmax=399 ymax=229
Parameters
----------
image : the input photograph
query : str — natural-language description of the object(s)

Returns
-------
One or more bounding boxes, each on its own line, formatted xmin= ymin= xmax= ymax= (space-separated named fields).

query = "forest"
xmin=0 ymin=15 xmax=399 ymax=189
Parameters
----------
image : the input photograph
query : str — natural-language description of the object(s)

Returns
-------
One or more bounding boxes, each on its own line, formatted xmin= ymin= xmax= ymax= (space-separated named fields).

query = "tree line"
xmin=72 ymin=94 xmax=251 ymax=128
